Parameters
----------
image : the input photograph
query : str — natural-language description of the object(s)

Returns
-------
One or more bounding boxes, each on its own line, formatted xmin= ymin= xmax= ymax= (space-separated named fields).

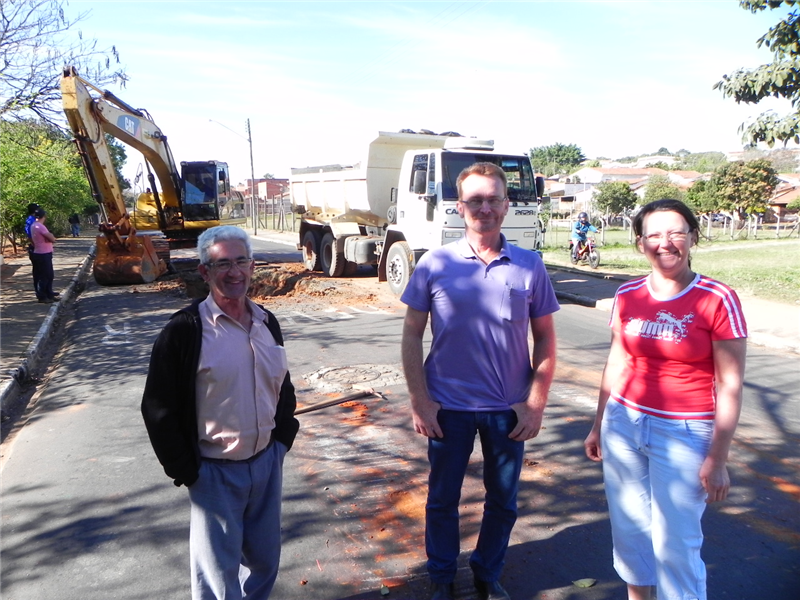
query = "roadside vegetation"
xmin=542 ymin=227 xmax=800 ymax=305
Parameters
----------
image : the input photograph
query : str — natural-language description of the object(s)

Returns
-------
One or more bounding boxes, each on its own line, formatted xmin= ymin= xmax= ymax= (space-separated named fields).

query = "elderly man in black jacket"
xmin=142 ymin=225 xmax=298 ymax=600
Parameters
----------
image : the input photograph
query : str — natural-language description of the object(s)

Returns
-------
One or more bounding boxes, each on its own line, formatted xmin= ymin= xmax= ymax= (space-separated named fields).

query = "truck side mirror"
xmin=413 ymin=170 xmax=427 ymax=195
xmin=535 ymin=175 xmax=545 ymax=199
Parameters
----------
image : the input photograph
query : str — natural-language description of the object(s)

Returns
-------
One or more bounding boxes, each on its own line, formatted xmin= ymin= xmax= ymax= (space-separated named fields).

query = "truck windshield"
xmin=441 ymin=154 xmax=536 ymax=202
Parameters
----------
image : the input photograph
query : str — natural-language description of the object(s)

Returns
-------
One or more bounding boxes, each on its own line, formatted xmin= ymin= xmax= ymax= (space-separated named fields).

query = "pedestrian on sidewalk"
xmin=30 ymin=208 xmax=59 ymax=303
xmin=584 ymin=198 xmax=747 ymax=600
xmin=401 ymin=162 xmax=559 ymax=600
xmin=68 ymin=212 xmax=81 ymax=237
xmin=141 ymin=225 xmax=299 ymax=600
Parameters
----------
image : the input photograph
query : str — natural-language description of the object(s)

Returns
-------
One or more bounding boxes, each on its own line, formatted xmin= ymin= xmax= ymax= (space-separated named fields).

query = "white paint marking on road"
xmin=292 ymin=311 xmax=323 ymax=322
xmin=102 ymin=323 xmax=131 ymax=345
xmin=347 ymin=306 xmax=389 ymax=314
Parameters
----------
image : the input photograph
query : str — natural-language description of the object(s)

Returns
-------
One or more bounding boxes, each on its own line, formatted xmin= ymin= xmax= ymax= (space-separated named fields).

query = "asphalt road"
xmin=1 ymin=240 xmax=798 ymax=600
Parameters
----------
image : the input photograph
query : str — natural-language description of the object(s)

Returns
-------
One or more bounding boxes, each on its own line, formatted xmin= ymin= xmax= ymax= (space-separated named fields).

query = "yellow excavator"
xmin=60 ymin=66 xmax=246 ymax=285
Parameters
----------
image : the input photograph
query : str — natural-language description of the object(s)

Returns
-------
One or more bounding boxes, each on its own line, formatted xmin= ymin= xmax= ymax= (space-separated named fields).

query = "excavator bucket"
xmin=93 ymin=234 xmax=168 ymax=285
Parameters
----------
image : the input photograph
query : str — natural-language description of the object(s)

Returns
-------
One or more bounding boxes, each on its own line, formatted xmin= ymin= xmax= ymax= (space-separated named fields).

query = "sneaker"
xmin=430 ymin=581 xmax=454 ymax=600
xmin=474 ymin=577 xmax=510 ymax=600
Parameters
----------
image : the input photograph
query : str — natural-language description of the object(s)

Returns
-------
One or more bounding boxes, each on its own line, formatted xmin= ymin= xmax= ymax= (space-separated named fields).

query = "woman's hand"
xmin=699 ymin=456 xmax=730 ymax=503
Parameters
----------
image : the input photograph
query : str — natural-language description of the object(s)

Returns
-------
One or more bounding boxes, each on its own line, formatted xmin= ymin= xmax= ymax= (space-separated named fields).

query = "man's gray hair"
xmin=197 ymin=226 xmax=252 ymax=265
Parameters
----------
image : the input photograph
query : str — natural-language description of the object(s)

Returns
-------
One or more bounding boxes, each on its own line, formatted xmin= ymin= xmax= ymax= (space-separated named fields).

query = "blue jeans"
xmin=601 ymin=399 xmax=712 ymax=600
xmin=426 ymin=409 xmax=524 ymax=583
xmin=188 ymin=441 xmax=288 ymax=600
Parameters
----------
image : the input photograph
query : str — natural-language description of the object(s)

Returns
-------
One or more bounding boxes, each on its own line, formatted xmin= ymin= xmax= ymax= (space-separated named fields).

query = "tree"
xmin=675 ymin=151 xmax=729 ymax=173
xmin=530 ymin=143 xmax=586 ymax=177
xmin=645 ymin=161 xmax=672 ymax=170
xmin=1 ymin=0 xmax=126 ymax=126
xmin=714 ymin=0 xmax=800 ymax=146
xmin=594 ymin=180 xmax=639 ymax=215
xmin=643 ymin=174 xmax=684 ymax=204
xmin=0 ymin=119 xmax=92 ymax=245
xmin=708 ymin=159 xmax=779 ymax=217
xmin=684 ymin=179 xmax=719 ymax=215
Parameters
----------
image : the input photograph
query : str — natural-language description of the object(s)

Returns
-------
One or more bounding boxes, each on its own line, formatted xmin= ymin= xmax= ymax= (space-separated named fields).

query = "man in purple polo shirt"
xmin=401 ymin=162 xmax=559 ymax=600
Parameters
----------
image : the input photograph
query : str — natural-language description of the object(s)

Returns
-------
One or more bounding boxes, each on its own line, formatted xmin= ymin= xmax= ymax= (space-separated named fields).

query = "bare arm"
xmin=401 ymin=307 xmax=443 ymax=439
xmin=700 ymin=337 xmax=746 ymax=502
xmin=509 ymin=313 xmax=557 ymax=441
xmin=584 ymin=328 xmax=627 ymax=462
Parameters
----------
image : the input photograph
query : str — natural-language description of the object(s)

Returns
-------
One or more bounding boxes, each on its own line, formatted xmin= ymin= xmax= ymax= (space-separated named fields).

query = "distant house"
xmin=570 ymin=167 xmax=668 ymax=184
xmin=769 ymin=182 xmax=800 ymax=220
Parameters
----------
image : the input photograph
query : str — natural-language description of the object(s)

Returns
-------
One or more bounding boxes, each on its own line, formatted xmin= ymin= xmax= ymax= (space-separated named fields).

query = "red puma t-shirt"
xmin=609 ymin=274 xmax=747 ymax=419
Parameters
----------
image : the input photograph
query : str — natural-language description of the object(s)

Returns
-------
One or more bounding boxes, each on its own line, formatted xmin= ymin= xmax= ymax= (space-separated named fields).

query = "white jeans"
xmin=601 ymin=398 xmax=713 ymax=600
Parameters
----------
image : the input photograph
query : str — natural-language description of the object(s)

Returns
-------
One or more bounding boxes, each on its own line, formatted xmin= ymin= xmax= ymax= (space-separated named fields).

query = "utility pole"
xmin=246 ymin=118 xmax=257 ymax=236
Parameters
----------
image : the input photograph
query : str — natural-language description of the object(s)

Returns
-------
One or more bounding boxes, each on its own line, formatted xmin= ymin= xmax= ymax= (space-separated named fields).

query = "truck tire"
xmin=302 ymin=230 xmax=321 ymax=271
xmin=386 ymin=241 xmax=413 ymax=297
xmin=343 ymin=260 xmax=358 ymax=276
xmin=321 ymin=232 xmax=345 ymax=277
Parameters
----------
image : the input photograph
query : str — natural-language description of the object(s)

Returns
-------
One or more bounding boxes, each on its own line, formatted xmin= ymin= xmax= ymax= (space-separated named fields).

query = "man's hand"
xmin=509 ymin=401 xmax=544 ymax=441
xmin=411 ymin=397 xmax=443 ymax=439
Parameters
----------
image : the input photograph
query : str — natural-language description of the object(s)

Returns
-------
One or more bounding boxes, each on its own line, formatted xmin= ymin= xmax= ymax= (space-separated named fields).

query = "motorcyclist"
xmin=570 ymin=212 xmax=598 ymax=261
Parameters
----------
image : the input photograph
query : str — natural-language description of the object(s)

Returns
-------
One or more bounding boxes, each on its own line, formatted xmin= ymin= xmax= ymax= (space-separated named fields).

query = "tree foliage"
xmin=684 ymin=179 xmax=719 ymax=214
xmin=530 ymin=143 xmax=586 ymax=177
xmin=0 ymin=119 xmax=92 ymax=242
xmin=708 ymin=159 xmax=779 ymax=216
xmin=0 ymin=0 xmax=127 ymax=126
xmin=594 ymin=180 xmax=639 ymax=215
xmin=675 ymin=151 xmax=729 ymax=173
xmin=714 ymin=0 xmax=800 ymax=146
xmin=643 ymin=174 xmax=684 ymax=204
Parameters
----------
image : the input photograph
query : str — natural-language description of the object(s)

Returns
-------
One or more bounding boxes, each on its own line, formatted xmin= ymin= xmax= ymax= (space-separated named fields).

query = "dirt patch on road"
xmin=146 ymin=260 xmax=402 ymax=312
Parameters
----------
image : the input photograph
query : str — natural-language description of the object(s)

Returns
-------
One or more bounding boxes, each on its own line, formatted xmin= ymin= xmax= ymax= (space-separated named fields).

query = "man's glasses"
xmin=459 ymin=197 xmax=507 ymax=210
xmin=206 ymin=258 xmax=253 ymax=271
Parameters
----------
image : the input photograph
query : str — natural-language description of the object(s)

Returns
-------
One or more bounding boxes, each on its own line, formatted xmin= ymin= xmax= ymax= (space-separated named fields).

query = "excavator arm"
xmin=61 ymin=66 xmax=171 ymax=285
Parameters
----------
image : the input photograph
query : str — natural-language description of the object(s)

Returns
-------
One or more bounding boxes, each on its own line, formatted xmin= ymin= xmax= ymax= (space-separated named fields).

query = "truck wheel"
xmin=343 ymin=260 xmax=358 ymax=276
xmin=386 ymin=241 xmax=413 ymax=296
xmin=321 ymin=232 xmax=344 ymax=277
xmin=301 ymin=230 xmax=321 ymax=271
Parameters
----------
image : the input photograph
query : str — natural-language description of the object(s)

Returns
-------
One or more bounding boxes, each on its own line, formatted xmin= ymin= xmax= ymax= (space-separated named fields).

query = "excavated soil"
xmin=149 ymin=261 xmax=401 ymax=312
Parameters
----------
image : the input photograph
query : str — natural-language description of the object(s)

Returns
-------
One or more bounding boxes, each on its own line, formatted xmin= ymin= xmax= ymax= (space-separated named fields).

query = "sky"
xmin=66 ymin=1 xmax=796 ymax=188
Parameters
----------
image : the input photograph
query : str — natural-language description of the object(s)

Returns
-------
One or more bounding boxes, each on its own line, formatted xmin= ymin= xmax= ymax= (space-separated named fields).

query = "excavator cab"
xmin=60 ymin=66 xmax=246 ymax=285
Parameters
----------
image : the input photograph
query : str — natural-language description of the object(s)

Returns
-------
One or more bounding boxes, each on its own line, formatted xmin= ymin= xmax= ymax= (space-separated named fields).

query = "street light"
xmin=208 ymin=118 xmax=258 ymax=235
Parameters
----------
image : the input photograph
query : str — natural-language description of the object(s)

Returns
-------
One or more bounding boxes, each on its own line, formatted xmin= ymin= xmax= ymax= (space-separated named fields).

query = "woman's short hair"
xmin=632 ymin=198 xmax=700 ymax=238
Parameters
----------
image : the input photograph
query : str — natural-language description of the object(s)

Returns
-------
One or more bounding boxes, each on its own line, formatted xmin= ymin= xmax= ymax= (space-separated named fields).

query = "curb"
xmin=0 ymin=245 xmax=95 ymax=411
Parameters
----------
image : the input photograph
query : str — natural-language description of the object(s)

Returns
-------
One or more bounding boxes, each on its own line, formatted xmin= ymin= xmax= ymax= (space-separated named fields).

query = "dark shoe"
xmin=474 ymin=577 xmax=510 ymax=600
xmin=430 ymin=581 xmax=454 ymax=600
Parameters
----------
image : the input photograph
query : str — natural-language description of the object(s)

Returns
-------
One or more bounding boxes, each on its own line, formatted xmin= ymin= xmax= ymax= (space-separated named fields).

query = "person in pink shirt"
xmin=29 ymin=208 xmax=59 ymax=303
xmin=584 ymin=198 xmax=747 ymax=600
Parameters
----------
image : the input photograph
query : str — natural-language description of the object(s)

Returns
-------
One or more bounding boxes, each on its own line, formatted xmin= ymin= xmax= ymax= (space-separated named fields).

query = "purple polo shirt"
xmin=401 ymin=236 xmax=559 ymax=411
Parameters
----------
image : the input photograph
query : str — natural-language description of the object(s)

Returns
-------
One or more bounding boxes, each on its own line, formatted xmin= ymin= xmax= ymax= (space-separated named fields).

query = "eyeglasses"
xmin=641 ymin=231 xmax=691 ymax=244
xmin=459 ymin=197 xmax=507 ymax=210
xmin=206 ymin=257 xmax=253 ymax=271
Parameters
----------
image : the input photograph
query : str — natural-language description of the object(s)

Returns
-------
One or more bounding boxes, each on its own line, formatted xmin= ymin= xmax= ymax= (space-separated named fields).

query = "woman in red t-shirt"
xmin=584 ymin=199 xmax=747 ymax=600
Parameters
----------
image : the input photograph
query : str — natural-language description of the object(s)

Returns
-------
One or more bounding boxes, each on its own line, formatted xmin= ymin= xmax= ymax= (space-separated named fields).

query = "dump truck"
xmin=290 ymin=130 xmax=545 ymax=296
xmin=60 ymin=66 xmax=245 ymax=285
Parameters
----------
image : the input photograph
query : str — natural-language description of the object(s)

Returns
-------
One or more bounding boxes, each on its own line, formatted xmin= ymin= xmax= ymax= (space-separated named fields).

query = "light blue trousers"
xmin=601 ymin=399 xmax=713 ymax=600
xmin=188 ymin=441 xmax=287 ymax=600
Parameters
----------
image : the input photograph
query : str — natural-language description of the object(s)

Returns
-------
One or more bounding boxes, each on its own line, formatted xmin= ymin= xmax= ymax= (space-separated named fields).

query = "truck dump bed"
xmin=290 ymin=131 xmax=453 ymax=227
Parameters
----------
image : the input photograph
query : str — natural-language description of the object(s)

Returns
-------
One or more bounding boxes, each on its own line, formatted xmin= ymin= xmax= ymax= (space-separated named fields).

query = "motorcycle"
xmin=570 ymin=236 xmax=600 ymax=269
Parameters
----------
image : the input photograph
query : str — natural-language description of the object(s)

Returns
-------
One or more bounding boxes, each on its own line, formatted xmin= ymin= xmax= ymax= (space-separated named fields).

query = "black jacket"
xmin=141 ymin=299 xmax=299 ymax=487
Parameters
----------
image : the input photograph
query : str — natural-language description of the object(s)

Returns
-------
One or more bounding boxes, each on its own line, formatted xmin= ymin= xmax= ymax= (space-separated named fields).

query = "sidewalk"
xmin=0 ymin=237 xmax=95 ymax=412
xmin=2 ymin=231 xmax=798 ymax=415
